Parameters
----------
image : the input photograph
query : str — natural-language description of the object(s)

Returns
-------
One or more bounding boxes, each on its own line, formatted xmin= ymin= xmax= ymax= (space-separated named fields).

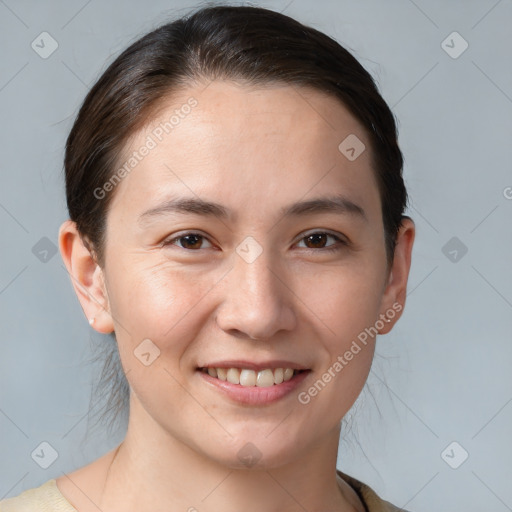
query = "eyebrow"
xmin=138 ymin=194 xmax=367 ymax=226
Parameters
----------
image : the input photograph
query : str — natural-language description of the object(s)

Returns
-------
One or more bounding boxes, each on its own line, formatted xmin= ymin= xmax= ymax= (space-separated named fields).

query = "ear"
xmin=58 ymin=220 xmax=114 ymax=334
xmin=377 ymin=216 xmax=415 ymax=335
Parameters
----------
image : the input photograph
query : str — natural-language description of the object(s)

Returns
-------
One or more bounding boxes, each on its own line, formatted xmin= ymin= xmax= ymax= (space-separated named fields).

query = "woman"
xmin=1 ymin=4 xmax=415 ymax=511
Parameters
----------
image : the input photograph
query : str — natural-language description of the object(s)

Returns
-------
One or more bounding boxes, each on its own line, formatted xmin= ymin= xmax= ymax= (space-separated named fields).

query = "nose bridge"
xmin=215 ymin=240 xmax=295 ymax=339
xmin=236 ymin=246 xmax=278 ymax=302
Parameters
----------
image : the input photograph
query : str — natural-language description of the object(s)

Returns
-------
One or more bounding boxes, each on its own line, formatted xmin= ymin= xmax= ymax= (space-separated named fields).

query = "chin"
xmin=200 ymin=434 xmax=302 ymax=471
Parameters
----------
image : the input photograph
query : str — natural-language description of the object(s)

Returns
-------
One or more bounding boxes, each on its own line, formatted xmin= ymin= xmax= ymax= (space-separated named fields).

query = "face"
xmin=76 ymin=80 xmax=410 ymax=468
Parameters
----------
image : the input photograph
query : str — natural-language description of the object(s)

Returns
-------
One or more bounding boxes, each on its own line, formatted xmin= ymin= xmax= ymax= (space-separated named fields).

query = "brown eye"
xmin=296 ymin=232 xmax=346 ymax=252
xmin=304 ymin=233 xmax=329 ymax=249
xmin=164 ymin=233 xmax=213 ymax=250
xmin=179 ymin=234 xmax=203 ymax=250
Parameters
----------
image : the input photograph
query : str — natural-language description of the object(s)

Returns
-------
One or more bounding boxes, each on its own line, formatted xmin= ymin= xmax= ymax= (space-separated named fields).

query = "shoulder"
xmin=0 ymin=479 xmax=77 ymax=512
xmin=337 ymin=469 xmax=413 ymax=512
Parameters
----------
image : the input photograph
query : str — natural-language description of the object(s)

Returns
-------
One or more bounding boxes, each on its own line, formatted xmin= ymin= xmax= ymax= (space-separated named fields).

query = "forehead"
xmin=110 ymin=80 xmax=380 ymax=221
xmin=141 ymin=80 xmax=368 ymax=150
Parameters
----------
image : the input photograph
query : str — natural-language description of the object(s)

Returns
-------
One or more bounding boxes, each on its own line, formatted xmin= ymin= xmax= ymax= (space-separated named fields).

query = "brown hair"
xmin=65 ymin=3 xmax=409 ymax=437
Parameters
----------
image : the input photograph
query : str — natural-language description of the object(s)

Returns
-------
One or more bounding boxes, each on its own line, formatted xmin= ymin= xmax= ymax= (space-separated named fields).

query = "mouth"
xmin=197 ymin=366 xmax=309 ymax=387
xmin=196 ymin=365 xmax=311 ymax=405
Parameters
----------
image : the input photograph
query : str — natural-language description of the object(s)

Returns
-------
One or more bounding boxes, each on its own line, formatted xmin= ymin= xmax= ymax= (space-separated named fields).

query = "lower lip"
xmin=197 ymin=370 xmax=311 ymax=405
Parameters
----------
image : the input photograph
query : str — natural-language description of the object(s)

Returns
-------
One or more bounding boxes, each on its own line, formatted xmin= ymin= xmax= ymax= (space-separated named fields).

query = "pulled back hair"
xmin=65 ymin=3 xmax=409 ymax=438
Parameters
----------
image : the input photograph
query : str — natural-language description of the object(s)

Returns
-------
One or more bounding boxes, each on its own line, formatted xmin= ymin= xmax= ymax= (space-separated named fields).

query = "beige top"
xmin=0 ymin=469 xmax=410 ymax=512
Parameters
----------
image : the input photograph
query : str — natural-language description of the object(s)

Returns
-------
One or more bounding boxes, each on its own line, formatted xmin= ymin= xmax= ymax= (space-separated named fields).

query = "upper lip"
xmin=198 ymin=360 xmax=310 ymax=371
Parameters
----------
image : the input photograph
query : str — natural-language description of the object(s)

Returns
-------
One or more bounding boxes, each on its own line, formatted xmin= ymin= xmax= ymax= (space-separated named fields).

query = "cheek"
xmin=106 ymin=260 xmax=224 ymax=355
xmin=309 ymin=347 xmax=374 ymax=424
xmin=106 ymin=264 xmax=217 ymax=410
xmin=294 ymin=261 xmax=385 ymax=335
xmin=294 ymin=263 xmax=382 ymax=403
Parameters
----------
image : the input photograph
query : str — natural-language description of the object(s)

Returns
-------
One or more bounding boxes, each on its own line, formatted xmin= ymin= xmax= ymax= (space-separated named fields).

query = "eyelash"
xmin=162 ymin=231 xmax=347 ymax=253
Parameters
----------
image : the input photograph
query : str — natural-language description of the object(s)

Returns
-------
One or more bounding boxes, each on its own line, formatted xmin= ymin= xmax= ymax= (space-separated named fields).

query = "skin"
xmin=58 ymin=79 xmax=415 ymax=512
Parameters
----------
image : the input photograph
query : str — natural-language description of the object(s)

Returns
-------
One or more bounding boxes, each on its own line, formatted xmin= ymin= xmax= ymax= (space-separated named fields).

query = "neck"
xmin=95 ymin=395 xmax=361 ymax=512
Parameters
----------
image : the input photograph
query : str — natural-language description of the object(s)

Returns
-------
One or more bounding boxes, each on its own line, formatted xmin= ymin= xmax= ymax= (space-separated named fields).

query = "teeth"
xmin=226 ymin=368 xmax=240 ymax=384
xmin=203 ymin=367 xmax=301 ymax=386
xmin=256 ymin=369 xmax=274 ymax=387
xmin=216 ymin=368 xmax=227 ymax=381
xmin=240 ymin=369 xmax=257 ymax=386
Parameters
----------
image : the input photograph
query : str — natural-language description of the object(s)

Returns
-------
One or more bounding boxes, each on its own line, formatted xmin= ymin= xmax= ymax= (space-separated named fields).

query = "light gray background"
xmin=1 ymin=1 xmax=511 ymax=510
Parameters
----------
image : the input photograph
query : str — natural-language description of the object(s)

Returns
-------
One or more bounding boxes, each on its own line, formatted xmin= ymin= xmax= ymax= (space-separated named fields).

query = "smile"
xmin=197 ymin=366 xmax=311 ymax=405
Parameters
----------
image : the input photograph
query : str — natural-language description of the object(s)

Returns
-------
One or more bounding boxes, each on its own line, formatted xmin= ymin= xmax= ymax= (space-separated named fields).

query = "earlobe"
xmin=378 ymin=216 xmax=416 ymax=335
xmin=58 ymin=220 xmax=115 ymax=334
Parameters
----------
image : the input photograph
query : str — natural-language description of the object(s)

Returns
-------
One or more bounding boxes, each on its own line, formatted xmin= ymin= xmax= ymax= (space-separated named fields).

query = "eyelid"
xmin=298 ymin=228 xmax=347 ymax=241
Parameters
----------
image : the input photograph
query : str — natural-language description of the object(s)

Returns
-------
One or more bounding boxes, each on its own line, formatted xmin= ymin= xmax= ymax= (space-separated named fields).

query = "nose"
xmin=215 ymin=247 xmax=297 ymax=340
